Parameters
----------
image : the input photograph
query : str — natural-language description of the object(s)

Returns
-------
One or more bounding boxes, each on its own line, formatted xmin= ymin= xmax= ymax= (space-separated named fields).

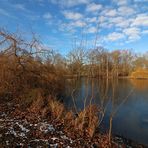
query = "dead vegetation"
xmin=0 ymin=29 xmax=65 ymax=106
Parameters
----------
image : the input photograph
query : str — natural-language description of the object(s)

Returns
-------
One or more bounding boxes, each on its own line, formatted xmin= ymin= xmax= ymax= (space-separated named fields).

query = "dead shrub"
xmin=74 ymin=105 xmax=99 ymax=137
xmin=48 ymin=97 xmax=65 ymax=119
xmin=0 ymin=30 xmax=65 ymax=107
xmin=28 ymin=89 xmax=45 ymax=112
xmin=63 ymin=111 xmax=74 ymax=126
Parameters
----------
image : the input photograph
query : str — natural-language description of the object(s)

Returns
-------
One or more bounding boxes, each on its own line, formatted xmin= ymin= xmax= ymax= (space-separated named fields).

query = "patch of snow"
xmin=0 ymin=119 xmax=13 ymax=122
xmin=29 ymin=139 xmax=49 ymax=146
xmin=34 ymin=124 xmax=37 ymax=126
xmin=57 ymin=131 xmax=64 ymax=134
xmin=18 ymin=132 xmax=26 ymax=137
xmin=51 ymin=137 xmax=58 ymax=141
xmin=50 ymin=143 xmax=58 ymax=148
xmin=30 ymin=139 xmax=40 ymax=142
xmin=61 ymin=135 xmax=73 ymax=143
xmin=39 ymin=123 xmax=55 ymax=133
xmin=30 ymin=139 xmax=48 ymax=142
xmin=0 ymin=113 xmax=7 ymax=117
xmin=6 ymin=141 xmax=9 ymax=145
xmin=8 ymin=127 xmax=17 ymax=137
xmin=17 ymin=143 xmax=24 ymax=146
xmin=16 ymin=122 xmax=30 ymax=133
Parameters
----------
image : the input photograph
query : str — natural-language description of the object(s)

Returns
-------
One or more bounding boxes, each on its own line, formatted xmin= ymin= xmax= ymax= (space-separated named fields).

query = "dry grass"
xmin=48 ymin=97 xmax=65 ymax=119
xmin=28 ymin=93 xmax=100 ymax=138
xmin=73 ymin=105 xmax=99 ymax=137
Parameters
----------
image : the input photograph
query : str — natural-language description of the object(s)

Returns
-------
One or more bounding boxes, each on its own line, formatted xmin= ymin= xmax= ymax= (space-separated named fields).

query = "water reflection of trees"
xmin=130 ymin=79 xmax=148 ymax=91
xmin=66 ymin=78 xmax=135 ymax=109
xmin=66 ymin=77 xmax=134 ymax=144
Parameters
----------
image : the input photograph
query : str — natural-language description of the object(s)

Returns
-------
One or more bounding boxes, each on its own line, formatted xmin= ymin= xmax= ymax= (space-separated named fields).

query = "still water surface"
xmin=64 ymin=78 xmax=148 ymax=145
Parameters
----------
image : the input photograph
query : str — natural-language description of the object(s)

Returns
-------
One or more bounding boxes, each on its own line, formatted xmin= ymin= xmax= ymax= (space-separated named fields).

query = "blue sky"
xmin=0 ymin=0 xmax=148 ymax=55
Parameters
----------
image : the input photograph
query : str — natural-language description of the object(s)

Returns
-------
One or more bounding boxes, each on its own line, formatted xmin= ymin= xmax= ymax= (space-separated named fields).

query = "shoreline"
xmin=0 ymin=102 xmax=147 ymax=148
xmin=65 ymin=75 xmax=148 ymax=79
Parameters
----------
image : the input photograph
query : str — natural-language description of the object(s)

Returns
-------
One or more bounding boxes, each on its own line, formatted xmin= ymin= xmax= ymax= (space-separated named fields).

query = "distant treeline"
xmin=0 ymin=29 xmax=148 ymax=103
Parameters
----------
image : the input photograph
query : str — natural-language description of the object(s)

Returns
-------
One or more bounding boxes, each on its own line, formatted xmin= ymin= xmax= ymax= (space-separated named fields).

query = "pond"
xmin=64 ymin=78 xmax=148 ymax=145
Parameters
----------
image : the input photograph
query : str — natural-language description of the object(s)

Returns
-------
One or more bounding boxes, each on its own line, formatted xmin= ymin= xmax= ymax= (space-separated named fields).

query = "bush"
xmin=0 ymin=30 xmax=65 ymax=107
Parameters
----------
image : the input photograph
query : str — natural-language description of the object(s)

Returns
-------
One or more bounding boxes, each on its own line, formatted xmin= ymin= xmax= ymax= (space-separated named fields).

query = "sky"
xmin=0 ymin=0 xmax=148 ymax=55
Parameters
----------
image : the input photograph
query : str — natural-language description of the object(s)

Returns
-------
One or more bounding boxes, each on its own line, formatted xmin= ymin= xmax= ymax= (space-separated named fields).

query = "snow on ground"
xmin=0 ymin=111 xmax=75 ymax=147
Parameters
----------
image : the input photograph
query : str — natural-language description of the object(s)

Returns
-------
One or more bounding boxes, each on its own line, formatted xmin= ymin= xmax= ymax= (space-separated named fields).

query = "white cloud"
xmin=107 ymin=9 xmax=117 ymax=17
xmin=0 ymin=8 xmax=16 ymax=18
xmin=142 ymin=30 xmax=148 ymax=34
xmin=62 ymin=11 xmax=83 ymax=20
xmin=123 ymin=27 xmax=140 ymax=35
xmin=106 ymin=32 xmax=124 ymax=41
xmin=102 ymin=9 xmax=117 ymax=17
xmin=134 ymin=0 xmax=148 ymax=2
xmin=0 ymin=8 xmax=11 ymax=17
xmin=118 ymin=6 xmax=135 ymax=16
xmin=86 ymin=17 xmax=97 ymax=23
xmin=113 ymin=0 xmax=128 ymax=6
xmin=13 ymin=3 xmax=31 ymax=13
xmin=132 ymin=13 xmax=148 ymax=26
xmin=116 ymin=21 xmax=130 ymax=28
xmin=43 ymin=12 xmax=52 ymax=19
xmin=50 ymin=0 xmax=90 ymax=7
xmin=87 ymin=26 xmax=97 ymax=33
xmin=109 ymin=17 xmax=132 ymax=28
xmin=123 ymin=27 xmax=141 ymax=42
xmin=86 ymin=3 xmax=102 ymax=12
xmin=98 ymin=16 xmax=107 ymax=23
xmin=128 ymin=34 xmax=140 ymax=41
xmin=71 ymin=20 xmax=86 ymax=27
xmin=14 ymin=4 xmax=26 ymax=11
xmin=60 ymin=20 xmax=86 ymax=31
